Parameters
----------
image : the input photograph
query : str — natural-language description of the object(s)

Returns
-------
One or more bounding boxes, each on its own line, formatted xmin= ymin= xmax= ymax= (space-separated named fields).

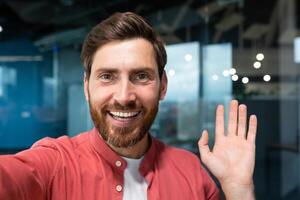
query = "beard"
xmin=88 ymin=91 xmax=159 ymax=148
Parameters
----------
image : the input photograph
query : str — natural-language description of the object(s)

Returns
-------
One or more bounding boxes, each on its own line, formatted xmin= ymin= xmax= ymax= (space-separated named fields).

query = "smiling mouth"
xmin=108 ymin=111 xmax=141 ymax=120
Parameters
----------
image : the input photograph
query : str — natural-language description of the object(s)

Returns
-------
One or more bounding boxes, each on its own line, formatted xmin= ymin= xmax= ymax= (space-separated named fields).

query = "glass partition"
xmin=0 ymin=0 xmax=299 ymax=198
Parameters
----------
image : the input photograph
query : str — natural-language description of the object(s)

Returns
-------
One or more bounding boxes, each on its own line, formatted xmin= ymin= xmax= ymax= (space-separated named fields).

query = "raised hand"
xmin=198 ymin=100 xmax=257 ymax=200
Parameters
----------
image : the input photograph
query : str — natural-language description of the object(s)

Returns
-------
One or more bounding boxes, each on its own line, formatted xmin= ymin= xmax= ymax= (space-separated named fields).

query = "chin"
xmin=103 ymin=125 xmax=148 ymax=148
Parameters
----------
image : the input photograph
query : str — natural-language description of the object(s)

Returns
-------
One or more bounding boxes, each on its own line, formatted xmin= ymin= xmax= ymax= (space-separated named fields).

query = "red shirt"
xmin=0 ymin=128 xmax=220 ymax=200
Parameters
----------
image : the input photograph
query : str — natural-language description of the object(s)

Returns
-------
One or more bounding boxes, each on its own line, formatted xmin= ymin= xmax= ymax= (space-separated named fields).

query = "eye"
xmin=99 ymin=73 xmax=114 ymax=82
xmin=135 ymin=72 xmax=149 ymax=82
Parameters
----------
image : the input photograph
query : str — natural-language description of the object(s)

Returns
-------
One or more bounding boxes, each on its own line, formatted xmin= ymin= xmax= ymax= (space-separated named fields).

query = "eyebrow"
xmin=94 ymin=68 xmax=118 ymax=75
xmin=130 ymin=67 xmax=156 ymax=74
xmin=94 ymin=66 xmax=156 ymax=74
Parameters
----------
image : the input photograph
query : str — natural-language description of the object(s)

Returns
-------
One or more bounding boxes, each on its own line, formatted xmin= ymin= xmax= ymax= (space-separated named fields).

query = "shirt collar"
xmin=88 ymin=127 xmax=162 ymax=176
xmin=89 ymin=128 xmax=127 ymax=171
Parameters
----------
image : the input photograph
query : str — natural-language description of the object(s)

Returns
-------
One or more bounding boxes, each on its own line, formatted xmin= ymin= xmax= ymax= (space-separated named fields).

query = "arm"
xmin=198 ymin=100 xmax=257 ymax=200
xmin=0 ymin=147 xmax=59 ymax=199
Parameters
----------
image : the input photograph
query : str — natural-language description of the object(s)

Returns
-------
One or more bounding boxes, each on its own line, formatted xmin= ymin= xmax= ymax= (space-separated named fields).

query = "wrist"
xmin=221 ymin=181 xmax=255 ymax=200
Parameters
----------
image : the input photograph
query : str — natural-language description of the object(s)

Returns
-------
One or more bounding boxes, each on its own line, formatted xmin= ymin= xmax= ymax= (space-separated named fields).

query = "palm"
xmin=198 ymin=100 xmax=257 ymax=186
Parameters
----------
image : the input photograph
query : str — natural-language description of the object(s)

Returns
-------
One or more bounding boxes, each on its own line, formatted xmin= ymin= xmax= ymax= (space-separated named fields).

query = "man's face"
xmin=84 ymin=38 xmax=167 ymax=148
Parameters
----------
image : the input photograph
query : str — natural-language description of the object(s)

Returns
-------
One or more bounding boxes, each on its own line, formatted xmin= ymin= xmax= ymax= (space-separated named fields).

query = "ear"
xmin=159 ymin=70 xmax=168 ymax=100
xmin=83 ymin=73 xmax=89 ymax=102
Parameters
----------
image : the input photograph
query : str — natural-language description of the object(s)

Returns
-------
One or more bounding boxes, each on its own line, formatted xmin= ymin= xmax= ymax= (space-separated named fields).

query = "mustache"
xmin=105 ymin=100 xmax=138 ymax=111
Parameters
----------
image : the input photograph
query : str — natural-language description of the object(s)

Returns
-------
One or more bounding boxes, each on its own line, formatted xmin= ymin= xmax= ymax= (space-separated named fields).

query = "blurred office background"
xmin=0 ymin=0 xmax=298 ymax=199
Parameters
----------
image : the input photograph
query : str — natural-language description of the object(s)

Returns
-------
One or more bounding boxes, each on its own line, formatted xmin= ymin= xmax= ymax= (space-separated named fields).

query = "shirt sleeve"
xmin=200 ymin=164 xmax=221 ymax=200
xmin=0 ymin=145 xmax=60 ymax=200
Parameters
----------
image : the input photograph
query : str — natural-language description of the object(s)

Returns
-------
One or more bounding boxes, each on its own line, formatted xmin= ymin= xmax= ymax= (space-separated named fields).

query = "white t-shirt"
xmin=122 ymin=156 xmax=148 ymax=200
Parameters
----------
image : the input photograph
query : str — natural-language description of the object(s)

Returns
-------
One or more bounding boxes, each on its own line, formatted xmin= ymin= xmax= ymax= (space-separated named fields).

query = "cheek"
xmin=137 ymin=86 xmax=161 ymax=105
xmin=88 ymin=86 xmax=113 ymax=105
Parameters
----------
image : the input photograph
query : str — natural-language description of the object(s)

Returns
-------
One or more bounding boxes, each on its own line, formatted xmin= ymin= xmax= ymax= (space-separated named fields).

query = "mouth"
xmin=107 ymin=111 xmax=142 ymax=126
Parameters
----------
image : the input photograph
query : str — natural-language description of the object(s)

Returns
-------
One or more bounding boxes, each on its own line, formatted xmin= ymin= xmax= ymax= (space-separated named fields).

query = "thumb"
xmin=198 ymin=130 xmax=211 ymax=163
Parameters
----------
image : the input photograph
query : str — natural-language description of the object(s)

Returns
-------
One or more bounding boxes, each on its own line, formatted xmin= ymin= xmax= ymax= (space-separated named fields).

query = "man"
xmin=0 ymin=12 xmax=257 ymax=200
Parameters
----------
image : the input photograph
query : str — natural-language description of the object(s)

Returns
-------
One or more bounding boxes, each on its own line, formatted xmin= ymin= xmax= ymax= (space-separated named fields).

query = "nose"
xmin=113 ymin=79 xmax=137 ymax=106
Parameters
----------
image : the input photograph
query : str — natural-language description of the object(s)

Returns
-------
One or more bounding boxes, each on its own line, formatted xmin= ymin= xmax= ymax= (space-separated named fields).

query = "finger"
xmin=215 ymin=104 xmax=225 ymax=141
xmin=198 ymin=130 xmax=211 ymax=163
xmin=237 ymin=104 xmax=247 ymax=138
xmin=247 ymin=115 xmax=257 ymax=143
xmin=227 ymin=100 xmax=238 ymax=136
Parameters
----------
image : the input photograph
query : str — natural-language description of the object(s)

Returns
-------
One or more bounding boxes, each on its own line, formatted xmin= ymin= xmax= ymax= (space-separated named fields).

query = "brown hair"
xmin=81 ymin=12 xmax=167 ymax=79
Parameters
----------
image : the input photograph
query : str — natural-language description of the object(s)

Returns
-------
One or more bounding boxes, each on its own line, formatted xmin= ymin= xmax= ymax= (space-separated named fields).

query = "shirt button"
xmin=115 ymin=160 xmax=122 ymax=167
xmin=116 ymin=184 xmax=123 ymax=192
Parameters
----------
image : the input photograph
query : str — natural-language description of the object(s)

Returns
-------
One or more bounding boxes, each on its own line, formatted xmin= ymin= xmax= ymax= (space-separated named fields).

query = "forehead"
xmin=91 ymin=38 xmax=157 ymax=73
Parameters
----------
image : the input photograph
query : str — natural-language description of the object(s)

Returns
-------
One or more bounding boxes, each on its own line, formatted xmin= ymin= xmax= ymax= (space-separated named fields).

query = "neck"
xmin=108 ymin=134 xmax=150 ymax=159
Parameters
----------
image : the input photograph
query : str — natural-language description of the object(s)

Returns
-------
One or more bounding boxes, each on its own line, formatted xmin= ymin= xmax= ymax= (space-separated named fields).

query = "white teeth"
xmin=110 ymin=111 xmax=139 ymax=118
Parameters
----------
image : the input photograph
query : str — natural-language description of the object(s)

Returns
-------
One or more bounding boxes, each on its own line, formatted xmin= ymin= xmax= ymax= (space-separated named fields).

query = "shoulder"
xmin=155 ymin=138 xmax=201 ymax=167
xmin=153 ymin=138 xmax=215 ymax=182
xmin=22 ymin=130 xmax=92 ymax=176
xmin=154 ymin=139 xmax=220 ymax=198
xmin=31 ymin=130 xmax=90 ymax=152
